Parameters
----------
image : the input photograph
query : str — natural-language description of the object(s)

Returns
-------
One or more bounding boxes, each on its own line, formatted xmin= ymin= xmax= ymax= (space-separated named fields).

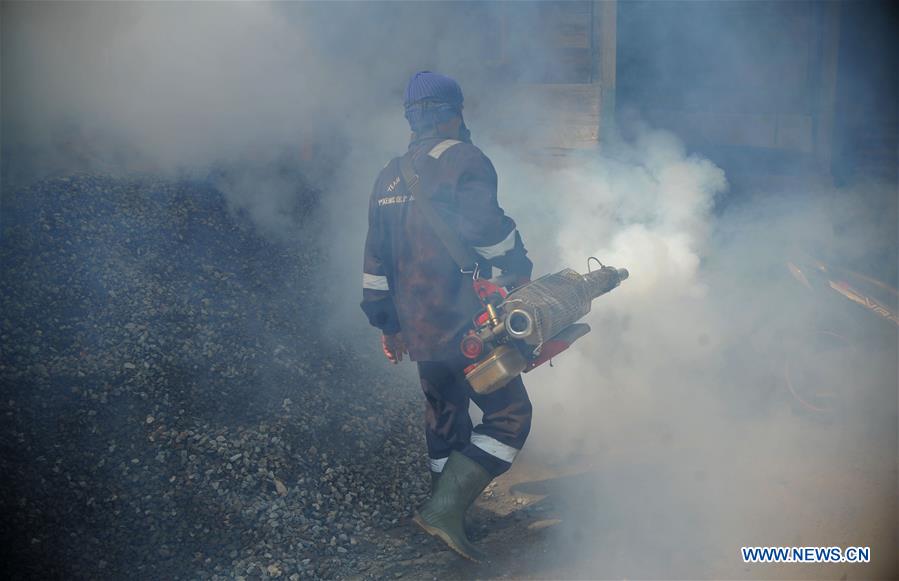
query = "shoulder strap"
xmin=398 ymin=152 xmax=481 ymax=274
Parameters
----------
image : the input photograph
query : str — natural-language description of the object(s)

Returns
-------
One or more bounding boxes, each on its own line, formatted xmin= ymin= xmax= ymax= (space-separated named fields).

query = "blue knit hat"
xmin=404 ymin=71 xmax=464 ymax=109
xmin=403 ymin=71 xmax=464 ymax=132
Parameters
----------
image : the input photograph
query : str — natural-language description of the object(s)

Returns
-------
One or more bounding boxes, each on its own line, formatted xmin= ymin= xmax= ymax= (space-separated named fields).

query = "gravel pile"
xmin=0 ymin=174 xmax=429 ymax=580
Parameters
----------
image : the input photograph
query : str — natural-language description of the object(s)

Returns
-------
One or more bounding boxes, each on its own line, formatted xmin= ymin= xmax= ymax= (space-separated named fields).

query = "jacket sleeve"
xmin=360 ymin=176 xmax=401 ymax=334
xmin=453 ymin=149 xmax=533 ymax=280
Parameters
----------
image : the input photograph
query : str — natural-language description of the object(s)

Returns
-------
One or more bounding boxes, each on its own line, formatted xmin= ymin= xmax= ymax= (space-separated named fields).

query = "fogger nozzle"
xmin=582 ymin=266 xmax=628 ymax=299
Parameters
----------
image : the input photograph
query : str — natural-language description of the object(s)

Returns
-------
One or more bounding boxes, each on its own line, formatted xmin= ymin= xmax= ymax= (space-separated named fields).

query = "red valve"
xmin=460 ymin=333 xmax=484 ymax=359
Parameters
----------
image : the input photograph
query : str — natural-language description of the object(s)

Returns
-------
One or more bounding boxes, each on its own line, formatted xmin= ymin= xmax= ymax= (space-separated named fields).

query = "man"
xmin=360 ymin=71 xmax=534 ymax=562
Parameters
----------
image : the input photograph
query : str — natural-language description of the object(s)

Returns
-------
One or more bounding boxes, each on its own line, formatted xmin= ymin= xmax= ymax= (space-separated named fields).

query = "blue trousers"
xmin=417 ymin=356 xmax=532 ymax=477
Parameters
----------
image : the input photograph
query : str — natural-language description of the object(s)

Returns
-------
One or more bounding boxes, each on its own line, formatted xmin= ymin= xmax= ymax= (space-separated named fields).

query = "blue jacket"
xmin=361 ymin=136 xmax=532 ymax=361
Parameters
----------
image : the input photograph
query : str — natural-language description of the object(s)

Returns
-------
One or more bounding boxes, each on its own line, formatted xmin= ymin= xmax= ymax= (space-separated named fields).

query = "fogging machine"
xmin=463 ymin=263 xmax=629 ymax=394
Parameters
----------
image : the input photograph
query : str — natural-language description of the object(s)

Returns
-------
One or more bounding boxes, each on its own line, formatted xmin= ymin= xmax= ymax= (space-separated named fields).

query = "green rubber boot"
xmin=429 ymin=469 xmax=476 ymax=537
xmin=414 ymin=451 xmax=492 ymax=562
xmin=429 ymin=470 xmax=441 ymax=494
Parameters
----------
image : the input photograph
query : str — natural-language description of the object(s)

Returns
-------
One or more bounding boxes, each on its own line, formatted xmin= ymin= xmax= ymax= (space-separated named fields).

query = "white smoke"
xmin=486 ymin=127 xmax=730 ymax=454
xmin=484 ymin=127 xmax=897 ymax=576
xmin=4 ymin=1 xmax=896 ymax=577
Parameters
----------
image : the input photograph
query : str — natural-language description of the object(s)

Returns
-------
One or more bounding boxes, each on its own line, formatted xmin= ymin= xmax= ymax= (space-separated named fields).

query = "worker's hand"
xmin=381 ymin=333 xmax=407 ymax=364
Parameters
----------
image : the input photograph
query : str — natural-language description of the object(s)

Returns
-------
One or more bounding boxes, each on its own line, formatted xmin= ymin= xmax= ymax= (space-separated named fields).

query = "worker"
xmin=360 ymin=71 xmax=534 ymax=561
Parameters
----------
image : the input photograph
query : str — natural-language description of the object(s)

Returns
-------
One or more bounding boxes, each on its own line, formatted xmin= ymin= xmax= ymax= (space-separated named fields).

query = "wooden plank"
xmin=598 ymin=0 xmax=617 ymax=144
